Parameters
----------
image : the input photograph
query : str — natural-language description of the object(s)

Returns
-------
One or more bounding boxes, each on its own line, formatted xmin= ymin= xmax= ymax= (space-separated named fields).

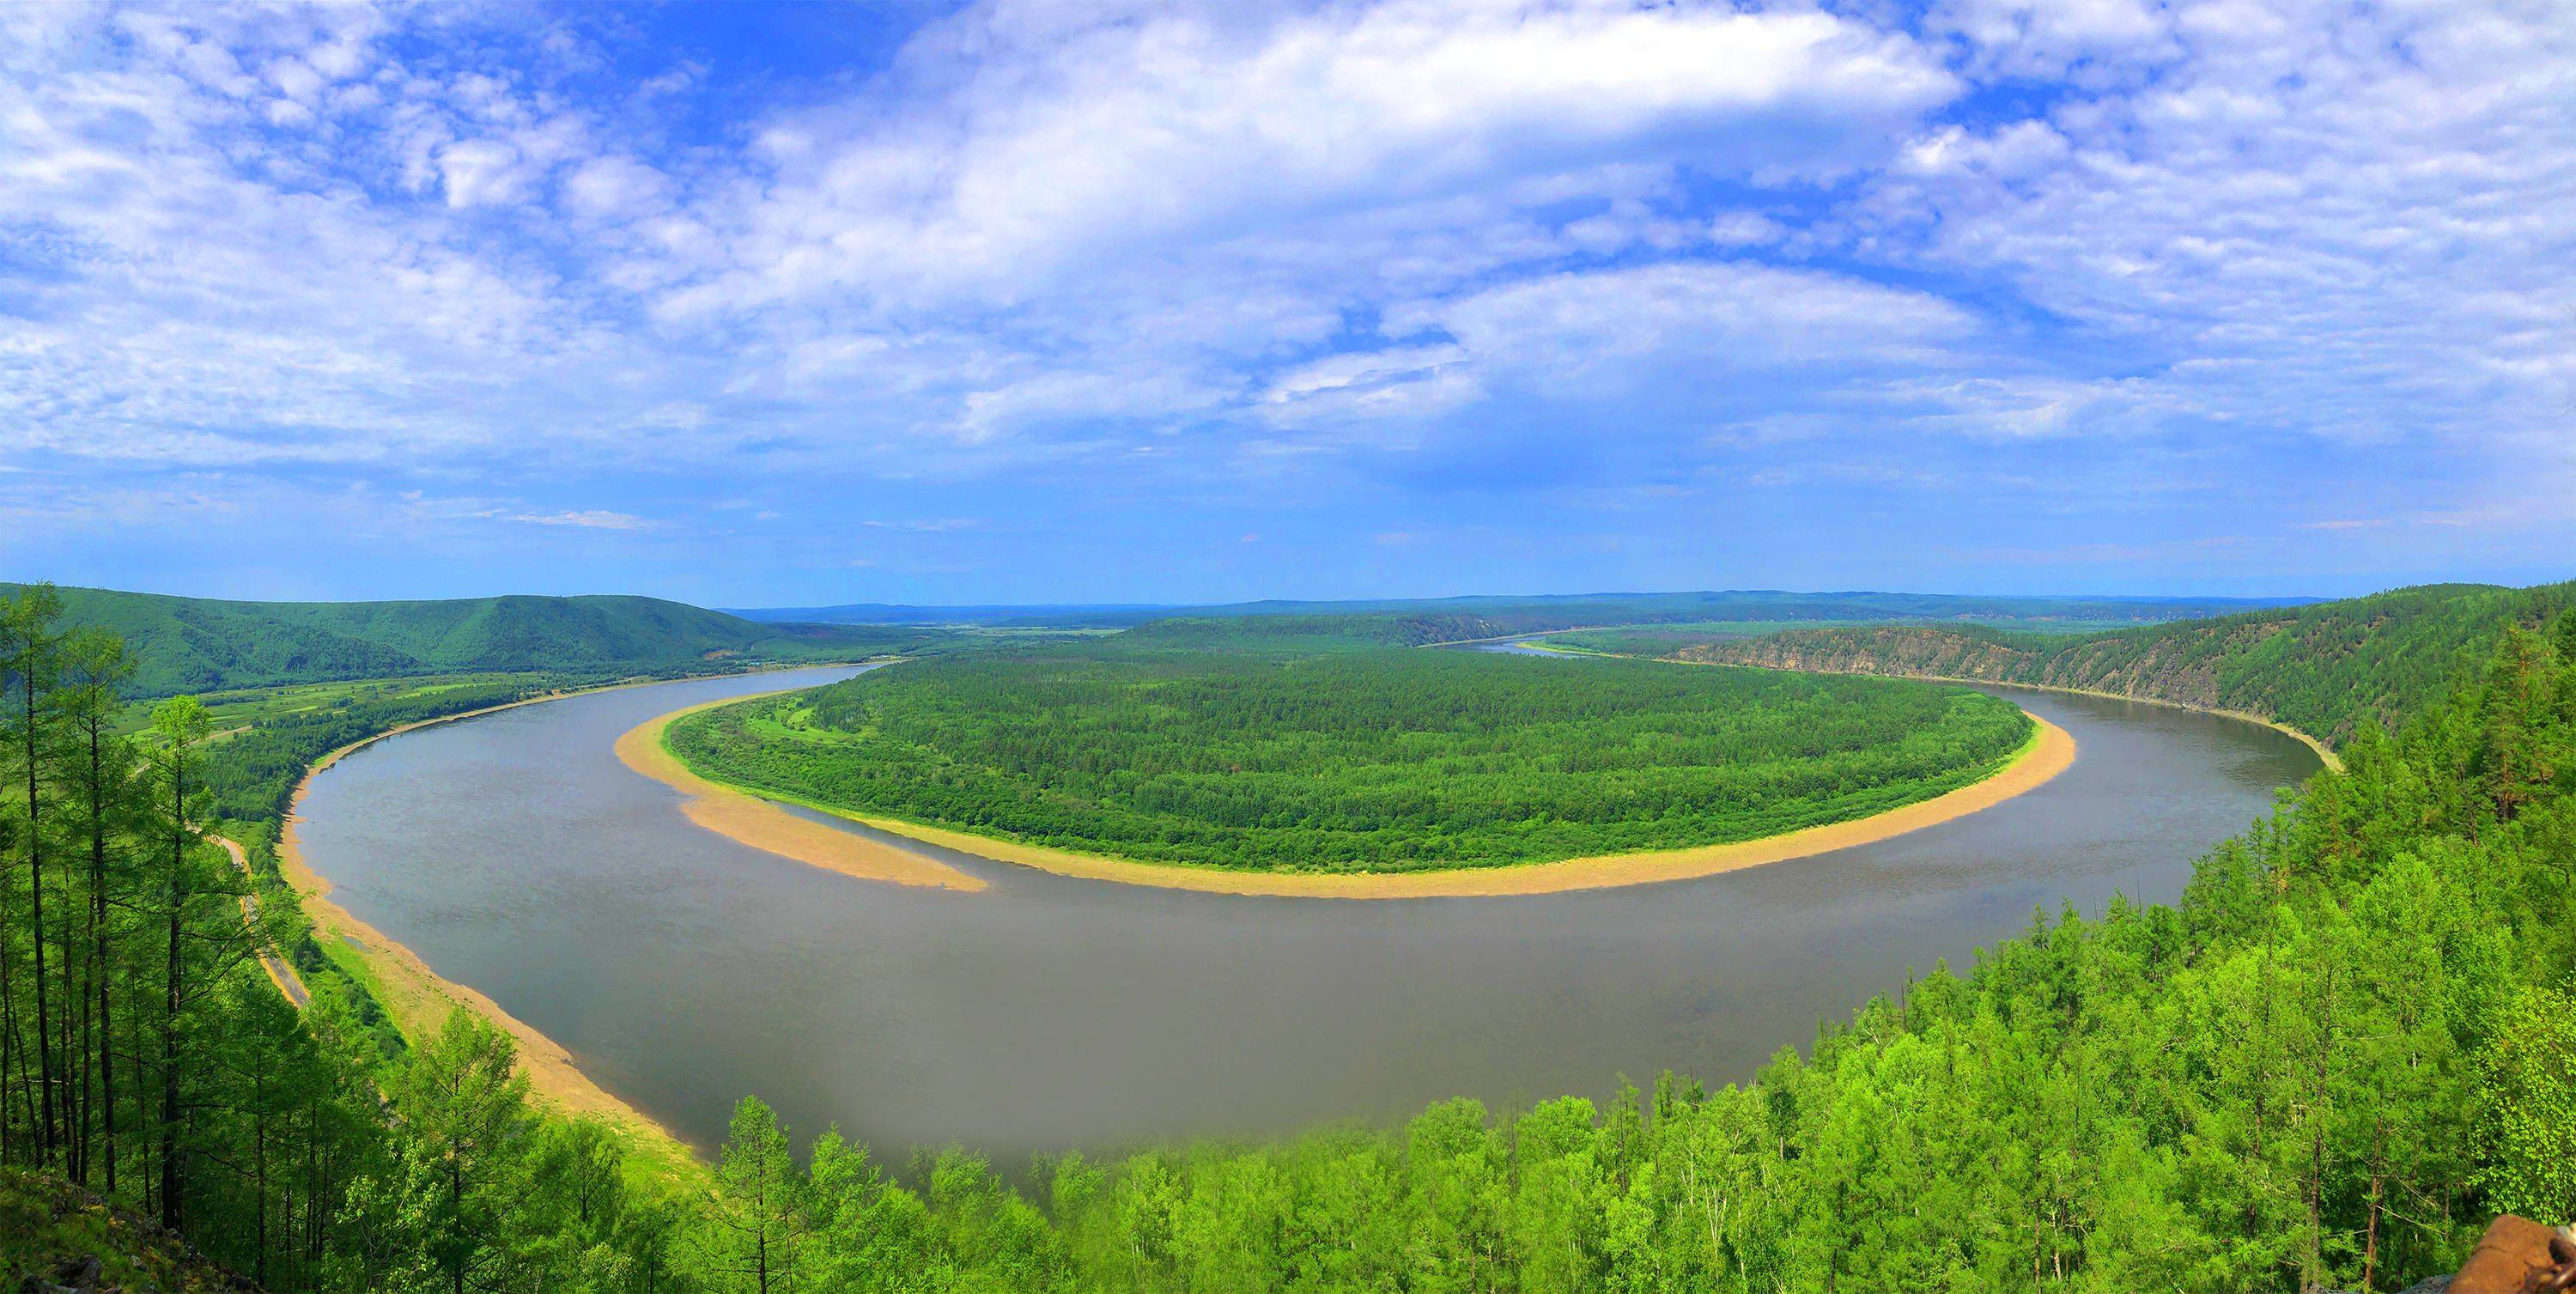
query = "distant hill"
xmin=734 ymin=589 xmax=2308 ymax=629
xmin=1623 ymin=580 xmax=2576 ymax=747
xmin=5 ymin=584 xmax=944 ymax=696
xmin=724 ymin=601 xmax=1169 ymax=625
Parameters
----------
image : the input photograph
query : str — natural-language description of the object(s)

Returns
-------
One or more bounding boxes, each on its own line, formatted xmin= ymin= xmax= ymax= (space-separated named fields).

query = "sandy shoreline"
xmin=278 ymin=820 xmax=687 ymax=1150
xmin=270 ymin=663 xmax=884 ymax=1172
xmin=614 ymin=695 xmax=986 ymax=892
xmin=631 ymin=700 xmax=2076 ymax=899
xmin=1682 ymin=658 xmax=2339 ymax=772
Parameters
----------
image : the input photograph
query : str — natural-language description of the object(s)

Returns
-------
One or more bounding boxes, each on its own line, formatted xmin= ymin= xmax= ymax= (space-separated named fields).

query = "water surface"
xmin=295 ymin=661 xmax=2319 ymax=1164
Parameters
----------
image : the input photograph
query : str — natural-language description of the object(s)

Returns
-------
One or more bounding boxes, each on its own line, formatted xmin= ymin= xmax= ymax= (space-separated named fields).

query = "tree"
xmin=387 ymin=1009 xmax=534 ymax=1294
xmin=706 ymin=1097 xmax=806 ymax=1294
xmin=52 ymin=625 xmax=134 ymax=1190
xmin=2474 ymin=981 xmax=2576 ymax=1227
xmin=146 ymin=695 xmax=212 ymax=1229
xmin=3 ymin=583 xmax=63 ymax=1163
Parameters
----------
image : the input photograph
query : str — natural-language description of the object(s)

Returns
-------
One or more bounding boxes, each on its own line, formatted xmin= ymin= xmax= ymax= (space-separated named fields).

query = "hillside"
xmin=1586 ymin=580 xmax=2576 ymax=746
xmin=3 ymin=584 xmax=947 ymax=696
xmin=2 ymin=1169 xmax=258 ymax=1293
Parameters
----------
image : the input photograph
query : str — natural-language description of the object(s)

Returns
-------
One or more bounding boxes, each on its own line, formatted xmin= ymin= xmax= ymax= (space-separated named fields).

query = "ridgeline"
xmin=1560 ymin=580 xmax=2576 ymax=748
xmin=3 ymin=584 xmax=945 ymax=697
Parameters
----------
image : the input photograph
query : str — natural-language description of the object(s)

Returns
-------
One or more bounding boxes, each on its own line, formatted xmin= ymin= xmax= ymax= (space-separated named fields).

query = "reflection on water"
xmin=295 ymin=661 xmax=2319 ymax=1164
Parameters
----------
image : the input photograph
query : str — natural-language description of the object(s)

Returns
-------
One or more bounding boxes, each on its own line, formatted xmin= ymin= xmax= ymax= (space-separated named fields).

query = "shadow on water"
xmin=295 ymin=660 xmax=2320 ymax=1165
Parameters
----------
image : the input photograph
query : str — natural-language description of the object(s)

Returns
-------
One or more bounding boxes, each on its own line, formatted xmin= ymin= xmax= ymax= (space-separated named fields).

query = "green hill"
xmin=3 ymin=584 xmax=944 ymax=696
xmin=1574 ymin=580 xmax=2576 ymax=746
xmin=737 ymin=588 xmax=2305 ymax=629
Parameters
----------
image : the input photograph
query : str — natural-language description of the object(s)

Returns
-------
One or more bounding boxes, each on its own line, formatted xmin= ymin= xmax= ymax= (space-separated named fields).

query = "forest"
xmin=0 ymin=585 xmax=957 ymax=697
xmin=742 ymin=589 xmax=2293 ymax=632
xmin=662 ymin=639 xmax=2035 ymax=872
xmin=1566 ymin=580 xmax=2576 ymax=749
xmin=5 ymin=582 xmax=2576 ymax=1292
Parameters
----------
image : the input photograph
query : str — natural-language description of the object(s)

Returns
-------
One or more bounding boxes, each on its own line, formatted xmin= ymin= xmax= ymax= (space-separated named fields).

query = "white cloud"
xmin=504 ymin=509 xmax=653 ymax=530
xmin=660 ymin=1 xmax=1956 ymax=311
xmin=0 ymin=0 xmax=2568 ymax=574
xmin=1394 ymin=261 xmax=1973 ymax=380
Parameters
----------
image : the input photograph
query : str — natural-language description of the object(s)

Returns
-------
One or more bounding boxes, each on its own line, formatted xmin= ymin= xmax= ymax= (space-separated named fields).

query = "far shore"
xmin=630 ymin=699 xmax=2078 ymax=899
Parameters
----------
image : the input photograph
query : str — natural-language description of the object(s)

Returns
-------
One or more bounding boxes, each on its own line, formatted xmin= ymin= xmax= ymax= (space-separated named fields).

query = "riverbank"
xmin=1508 ymin=631 xmax=2345 ymax=773
xmin=612 ymin=695 xmax=986 ymax=892
xmin=1625 ymin=649 xmax=2343 ymax=772
xmin=270 ymin=662 xmax=885 ymax=1181
xmin=630 ymin=700 xmax=2075 ymax=898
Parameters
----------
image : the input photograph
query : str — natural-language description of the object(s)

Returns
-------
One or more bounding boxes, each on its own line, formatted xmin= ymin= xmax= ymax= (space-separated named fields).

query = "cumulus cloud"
xmin=0 ymin=0 xmax=2568 ymax=584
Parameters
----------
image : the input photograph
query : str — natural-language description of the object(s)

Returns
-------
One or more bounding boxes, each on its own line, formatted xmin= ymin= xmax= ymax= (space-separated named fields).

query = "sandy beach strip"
xmin=638 ymin=700 xmax=2075 ymax=899
xmin=269 ymin=665 xmax=886 ymax=1174
xmin=276 ymin=808 xmax=696 ymax=1164
xmin=614 ymin=696 xmax=987 ymax=892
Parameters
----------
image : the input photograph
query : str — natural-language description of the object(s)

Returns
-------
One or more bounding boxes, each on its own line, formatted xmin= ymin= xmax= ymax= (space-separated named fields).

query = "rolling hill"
xmin=3 ymin=584 xmax=947 ymax=696
xmin=1588 ymin=580 xmax=2576 ymax=747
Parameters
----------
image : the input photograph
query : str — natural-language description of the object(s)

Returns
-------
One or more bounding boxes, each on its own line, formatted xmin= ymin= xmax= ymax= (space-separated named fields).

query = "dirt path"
xmin=216 ymin=836 xmax=310 ymax=1008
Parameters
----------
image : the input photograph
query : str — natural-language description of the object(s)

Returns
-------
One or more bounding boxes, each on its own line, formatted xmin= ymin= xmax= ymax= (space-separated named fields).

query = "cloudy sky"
xmin=3 ymin=0 xmax=2570 ymax=606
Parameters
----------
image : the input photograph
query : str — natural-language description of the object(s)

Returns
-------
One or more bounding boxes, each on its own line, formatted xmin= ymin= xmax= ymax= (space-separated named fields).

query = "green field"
xmin=665 ymin=640 xmax=2033 ymax=872
xmin=118 ymin=671 xmax=552 ymax=738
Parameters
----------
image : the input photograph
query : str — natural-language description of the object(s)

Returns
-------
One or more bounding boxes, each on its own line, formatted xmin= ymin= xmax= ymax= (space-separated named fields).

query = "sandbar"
xmin=614 ymin=696 xmax=986 ymax=892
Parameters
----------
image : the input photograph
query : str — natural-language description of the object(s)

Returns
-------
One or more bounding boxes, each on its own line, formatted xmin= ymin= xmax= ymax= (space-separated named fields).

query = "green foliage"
xmin=1625 ymin=580 xmax=2576 ymax=746
xmin=5 ymin=583 xmax=956 ymax=697
xmin=2472 ymin=980 xmax=2576 ymax=1225
xmin=10 ymin=580 xmax=2576 ymax=1294
xmin=669 ymin=641 xmax=2034 ymax=871
xmin=922 ymin=589 xmax=2299 ymax=632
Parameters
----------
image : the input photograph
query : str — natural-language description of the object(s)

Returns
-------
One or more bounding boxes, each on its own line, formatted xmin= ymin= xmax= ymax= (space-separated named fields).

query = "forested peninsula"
xmin=3 ymin=581 xmax=2574 ymax=1292
xmin=662 ymin=637 xmax=2038 ymax=874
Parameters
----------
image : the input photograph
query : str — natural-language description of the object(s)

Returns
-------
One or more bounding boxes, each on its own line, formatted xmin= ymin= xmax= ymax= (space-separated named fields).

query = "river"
xmin=292 ymin=659 xmax=2319 ymax=1166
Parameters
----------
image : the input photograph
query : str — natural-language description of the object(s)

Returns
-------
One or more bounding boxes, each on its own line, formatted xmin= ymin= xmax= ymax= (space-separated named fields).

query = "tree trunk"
xmin=160 ymin=896 xmax=179 ymax=1230
xmin=158 ymin=756 xmax=182 ymax=1231
xmin=88 ymin=723 xmax=113 ymax=1194
xmin=28 ymin=680 xmax=57 ymax=1162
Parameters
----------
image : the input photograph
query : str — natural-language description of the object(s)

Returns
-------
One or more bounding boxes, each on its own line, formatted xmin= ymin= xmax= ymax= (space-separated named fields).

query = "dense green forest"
xmin=665 ymin=640 xmax=2034 ymax=871
xmin=0 ymin=585 xmax=953 ymax=697
xmin=738 ymin=588 xmax=2300 ymax=631
xmin=8 ymin=581 xmax=2576 ymax=1292
xmin=1562 ymin=580 xmax=2576 ymax=748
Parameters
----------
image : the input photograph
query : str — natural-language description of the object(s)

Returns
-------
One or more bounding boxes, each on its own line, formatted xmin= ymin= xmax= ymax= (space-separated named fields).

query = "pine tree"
xmin=708 ymin=1096 xmax=807 ymax=1294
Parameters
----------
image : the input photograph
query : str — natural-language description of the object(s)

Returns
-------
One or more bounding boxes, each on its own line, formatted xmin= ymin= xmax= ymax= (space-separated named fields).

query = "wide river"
xmin=295 ymin=657 xmax=2320 ymax=1165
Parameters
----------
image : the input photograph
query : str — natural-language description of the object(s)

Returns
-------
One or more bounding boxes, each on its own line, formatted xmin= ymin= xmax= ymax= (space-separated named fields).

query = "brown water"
xmin=293 ymin=659 xmax=2319 ymax=1166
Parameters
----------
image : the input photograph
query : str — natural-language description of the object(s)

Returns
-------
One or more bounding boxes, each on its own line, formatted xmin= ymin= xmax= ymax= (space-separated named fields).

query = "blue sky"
xmin=2 ymin=0 xmax=2570 ymax=607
